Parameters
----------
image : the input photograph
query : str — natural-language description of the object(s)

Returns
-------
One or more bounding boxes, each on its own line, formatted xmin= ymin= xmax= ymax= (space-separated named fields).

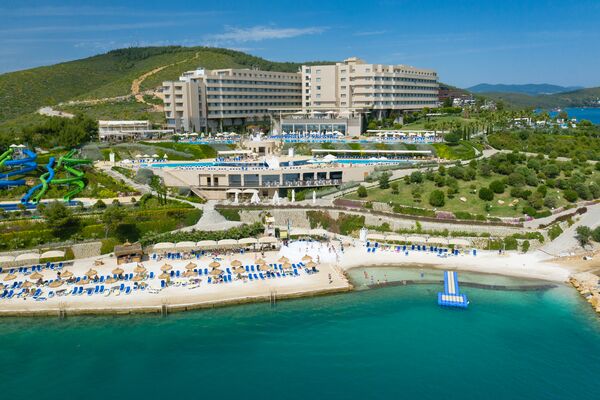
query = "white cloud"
xmin=0 ymin=6 xmax=220 ymax=18
xmin=353 ymin=30 xmax=387 ymax=36
xmin=205 ymin=25 xmax=325 ymax=44
xmin=0 ymin=21 xmax=182 ymax=35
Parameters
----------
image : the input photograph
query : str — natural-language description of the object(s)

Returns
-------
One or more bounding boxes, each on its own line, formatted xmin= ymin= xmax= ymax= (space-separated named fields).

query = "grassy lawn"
xmin=141 ymin=142 xmax=219 ymax=159
xmin=401 ymin=115 xmax=475 ymax=130
xmin=433 ymin=141 xmax=477 ymax=160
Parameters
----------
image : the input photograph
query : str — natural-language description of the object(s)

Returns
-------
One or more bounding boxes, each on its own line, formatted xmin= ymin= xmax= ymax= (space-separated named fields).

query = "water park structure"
xmin=0 ymin=147 xmax=38 ymax=189
xmin=22 ymin=150 xmax=91 ymax=204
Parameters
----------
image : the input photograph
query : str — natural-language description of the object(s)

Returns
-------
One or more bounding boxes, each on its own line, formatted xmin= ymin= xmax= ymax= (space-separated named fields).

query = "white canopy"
xmin=427 ymin=237 xmax=449 ymax=245
xmin=15 ymin=253 xmax=40 ymax=262
xmin=196 ymin=240 xmax=218 ymax=248
xmin=0 ymin=255 xmax=15 ymax=263
xmin=449 ymin=238 xmax=470 ymax=247
xmin=217 ymin=239 xmax=239 ymax=247
xmin=366 ymin=233 xmax=386 ymax=241
xmin=309 ymin=228 xmax=329 ymax=236
xmin=385 ymin=234 xmax=406 ymax=242
xmin=175 ymin=241 xmax=197 ymax=249
xmin=406 ymin=236 xmax=428 ymax=244
xmin=153 ymin=242 xmax=175 ymax=250
xmin=238 ymin=238 xmax=258 ymax=245
xmin=258 ymin=236 xmax=278 ymax=244
xmin=40 ymin=250 xmax=65 ymax=259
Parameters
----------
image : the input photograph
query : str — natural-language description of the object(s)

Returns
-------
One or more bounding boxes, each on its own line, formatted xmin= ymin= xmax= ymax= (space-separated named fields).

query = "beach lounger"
xmin=253 ymin=274 xmax=258 ymax=280
xmin=119 ymin=283 xmax=125 ymax=291
xmin=125 ymin=287 xmax=132 ymax=295
xmin=226 ymin=268 xmax=232 ymax=275
xmin=248 ymin=274 xmax=254 ymax=281
xmin=208 ymin=277 xmax=212 ymax=283
xmin=204 ymin=268 xmax=208 ymax=275
xmin=161 ymin=280 xmax=166 ymax=288
xmin=149 ymin=272 xmax=155 ymax=279
xmin=259 ymin=273 xmax=265 ymax=280
xmin=87 ymin=289 xmax=93 ymax=296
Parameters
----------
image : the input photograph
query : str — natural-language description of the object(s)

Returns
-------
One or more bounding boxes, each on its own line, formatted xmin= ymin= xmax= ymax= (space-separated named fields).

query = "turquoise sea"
xmin=1 ymin=267 xmax=599 ymax=400
xmin=548 ymin=107 xmax=600 ymax=124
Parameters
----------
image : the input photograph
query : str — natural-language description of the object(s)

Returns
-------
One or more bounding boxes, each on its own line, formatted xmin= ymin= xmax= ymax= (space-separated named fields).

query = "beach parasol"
xmin=185 ymin=262 xmax=197 ymax=270
xmin=30 ymin=271 xmax=44 ymax=280
xmin=76 ymin=278 xmax=89 ymax=285
xmin=234 ymin=266 xmax=246 ymax=274
xmin=159 ymin=272 xmax=171 ymax=280
xmin=22 ymin=281 xmax=34 ymax=288
xmin=160 ymin=264 xmax=173 ymax=272
xmin=282 ymin=262 xmax=292 ymax=270
xmin=306 ymin=261 xmax=317 ymax=269
xmin=302 ymin=255 xmax=313 ymax=262
xmin=4 ymin=273 xmax=16 ymax=281
xmin=86 ymin=269 xmax=98 ymax=278
xmin=256 ymin=258 xmax=266 ymax=264
xmin=105 ymin=277 xmax=117 ymax=284
xmin=49 ymin=280 xmax=64 ymax=288
xmin=60 ymin=270 xmax=73 ymax=278
xmin=230 ymin=260 xmax=242 ymax=267
xmin=210 ymin=268 xmax=223 ymax=276
xmin=183 ymin=270 xmax=197 ymax=278
xmin=209 ymin=261 xmax=220 ymax=269
xmin=134 ymin=264 xmax=147 ymax=274
xmin=112 ymin=267 xmax=124 ymax=275
xmin=132 ymin=274 xmax=145 ymax=282
xmin=278 ymin=256 xmax=289 ymax=263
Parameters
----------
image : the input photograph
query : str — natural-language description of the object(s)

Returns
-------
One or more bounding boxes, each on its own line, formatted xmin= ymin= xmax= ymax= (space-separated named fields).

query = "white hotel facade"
xmin=162 ymin=57 xmax=439 ymax=132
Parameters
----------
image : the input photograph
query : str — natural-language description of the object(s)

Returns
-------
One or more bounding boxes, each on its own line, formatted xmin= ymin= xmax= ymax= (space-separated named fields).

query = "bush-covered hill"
xmin=0 ymin=46 xmax=328 ymax=123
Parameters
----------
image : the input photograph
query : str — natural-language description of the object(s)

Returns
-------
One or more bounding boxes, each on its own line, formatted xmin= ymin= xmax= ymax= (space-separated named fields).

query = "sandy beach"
xmin=0 ymin=238 xmax=583 ymax=316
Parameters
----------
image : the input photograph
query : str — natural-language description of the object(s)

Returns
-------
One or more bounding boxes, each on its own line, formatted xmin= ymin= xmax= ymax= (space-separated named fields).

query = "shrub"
xmin=548 ymin=224 xmax=563 ymax=240
xmin=522 ymin=240 xmax=530 ymax=253
xmin=378 ymin=173 xmax=390 ymax=189
xmin=391 ymin=182 xmax=399 ymax=194
xmin=563 ymin=189 xmax=578 ymax=203
xmin=429 ymin=190 xmax=445 ymax=207
xmin=592 ymin=226 xmax=600 ymax=242
xmin=357 ymin=185 xmax=368 ymax=198
xmin=217 ymin=208 xmax=241 ymax=221
xmin=410 ymin=171 xmax=424 ymax=184
xmin=489 ymin=180 xmax=505 ymax=194
xmin=478 ymin=187 xmax=494 ymax=201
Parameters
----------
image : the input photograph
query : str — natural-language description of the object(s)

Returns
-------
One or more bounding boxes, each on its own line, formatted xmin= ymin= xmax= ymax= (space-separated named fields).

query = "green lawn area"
xmin=432 ymin=142 xmax=477 ymax=160
xmin=141 ymin=142 xmax=219 ymax=159
xmin=401 ymin=115 xmax=476 ymax=130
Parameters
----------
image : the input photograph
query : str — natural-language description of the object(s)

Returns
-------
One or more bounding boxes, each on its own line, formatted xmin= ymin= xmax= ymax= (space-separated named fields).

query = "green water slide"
xmin=0 ymin=148 xmax=13 ymax=168
xmin=52 ymin=150 xmax=91 ymax=201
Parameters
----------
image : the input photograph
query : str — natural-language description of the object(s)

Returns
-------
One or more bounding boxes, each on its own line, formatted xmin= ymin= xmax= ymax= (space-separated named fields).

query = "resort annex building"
xmin=162 ymin=58 xmax=439 ymax=133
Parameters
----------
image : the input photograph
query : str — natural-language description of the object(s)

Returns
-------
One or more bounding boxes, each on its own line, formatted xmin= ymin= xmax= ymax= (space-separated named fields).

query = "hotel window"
xmin=316 ymin=94 xmax=321 ymax=99
xmin=316 ymin=77 xmax=321 ymax=82
xmin=316 ymin=86 xmax=321 ymax=90
xmin=316 ymin=69 xmax=321 ymax=74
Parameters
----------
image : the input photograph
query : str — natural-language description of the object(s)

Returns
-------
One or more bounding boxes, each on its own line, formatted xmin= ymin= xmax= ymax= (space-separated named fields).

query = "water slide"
xmin=0 ymin=149 xmax=38 ymax=188
xmin=21 ymin=157 xmax=55 ymax=204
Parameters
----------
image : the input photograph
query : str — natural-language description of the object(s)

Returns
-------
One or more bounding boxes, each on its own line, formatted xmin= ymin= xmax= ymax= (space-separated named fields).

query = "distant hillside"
xmin=468 ymin=83 xmax=583 ymax=95
xmin=0 ymin=46 xmax=329 ymax=123
xmin=479 ymin=87 xmax=600 ymax=109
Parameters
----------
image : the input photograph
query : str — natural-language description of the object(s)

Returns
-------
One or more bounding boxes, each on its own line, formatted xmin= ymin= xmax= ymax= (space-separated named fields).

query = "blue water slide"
xmin=21 ymin=157 xmax=55 ymax=204
xmin=0 ymin=150 xmax=38 ymax=186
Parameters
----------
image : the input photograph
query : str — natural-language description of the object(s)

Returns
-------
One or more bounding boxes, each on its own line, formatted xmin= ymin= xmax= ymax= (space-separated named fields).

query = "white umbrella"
xmin=312 ymin=190 xmax=316 ymax=204
xmin=251 ymin=192 xmax=260 ymax=204
xmin=163 ymin=154 xmax=168 ymax=159
xmin=272 ymin=191 xmax=279 ymax=205
xmin=291 ymin=189 xmax=295 ymax=203
xmin=234 ymin=191 xmax=239 ymax=204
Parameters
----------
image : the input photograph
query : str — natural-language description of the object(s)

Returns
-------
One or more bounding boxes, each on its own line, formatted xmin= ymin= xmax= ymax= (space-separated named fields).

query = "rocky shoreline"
xmin=570 ymin=272 xmax=600 ymax=314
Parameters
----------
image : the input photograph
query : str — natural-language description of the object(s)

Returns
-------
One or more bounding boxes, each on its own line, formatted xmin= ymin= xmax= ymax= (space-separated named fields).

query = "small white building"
xmin=98 ymin=120 xmax=172 ymax=142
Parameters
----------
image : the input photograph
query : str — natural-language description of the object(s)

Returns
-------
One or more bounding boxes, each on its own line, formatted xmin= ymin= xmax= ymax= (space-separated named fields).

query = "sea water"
xmin=0 ymin=268 xmax=599 ymax=400
xmin=548 ymin=107 xmax=600 ymax=124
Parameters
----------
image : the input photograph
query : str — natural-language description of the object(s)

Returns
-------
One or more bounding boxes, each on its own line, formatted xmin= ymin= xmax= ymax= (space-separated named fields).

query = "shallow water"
xmin=0 ymin=267 xmax=599 ymax=399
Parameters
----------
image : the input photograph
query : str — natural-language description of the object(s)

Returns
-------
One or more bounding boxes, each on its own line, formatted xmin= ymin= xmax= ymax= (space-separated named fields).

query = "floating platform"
xmin=438 ymin=271 xmax=469 ymax=308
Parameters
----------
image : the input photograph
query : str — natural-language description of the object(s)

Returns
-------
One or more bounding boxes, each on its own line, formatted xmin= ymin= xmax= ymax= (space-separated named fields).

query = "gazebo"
xmin=114 ymin=242 xmax=143 ymax=265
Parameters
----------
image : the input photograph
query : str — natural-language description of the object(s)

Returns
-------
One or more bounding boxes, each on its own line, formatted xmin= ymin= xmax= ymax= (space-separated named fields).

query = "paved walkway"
xmin=541 ymin=203 xmax=600 ymax=256
xmin=177 ymin=200 xmax=242 ymax=232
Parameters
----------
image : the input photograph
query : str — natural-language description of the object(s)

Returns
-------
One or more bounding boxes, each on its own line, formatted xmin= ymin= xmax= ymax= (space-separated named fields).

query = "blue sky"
xmin=1 ymin=0 xmax=599 ymax=88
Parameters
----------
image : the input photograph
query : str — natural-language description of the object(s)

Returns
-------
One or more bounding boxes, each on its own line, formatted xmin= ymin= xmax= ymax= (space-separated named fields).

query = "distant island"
xmin=468 ymin=83 xmax=583 ymax=96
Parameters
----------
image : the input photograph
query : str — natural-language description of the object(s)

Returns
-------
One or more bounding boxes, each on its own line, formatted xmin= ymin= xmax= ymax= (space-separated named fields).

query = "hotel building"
xmin=301 ymin=57 xmax=439 ymax=118
xmin=162 ymin=68 xmax=302 ymax=132
xmin=162 ymin=58 xmax=438 ymax=132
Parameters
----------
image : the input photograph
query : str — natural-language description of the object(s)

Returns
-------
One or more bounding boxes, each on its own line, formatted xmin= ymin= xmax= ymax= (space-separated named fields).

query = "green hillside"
xmin=479 ymin=87 xmax=600 ymax=109
xmin=0 ymin=46 xmax=327 ymax=123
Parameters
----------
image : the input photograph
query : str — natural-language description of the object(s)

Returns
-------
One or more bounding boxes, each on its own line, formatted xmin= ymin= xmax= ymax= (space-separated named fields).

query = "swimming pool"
xmin=143 ymin=158 xmax=411 ymax=169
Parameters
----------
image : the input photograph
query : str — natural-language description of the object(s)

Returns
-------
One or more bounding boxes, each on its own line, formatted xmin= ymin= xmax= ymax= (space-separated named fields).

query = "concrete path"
xmin=541 ymin=203 xmax=600 ymax=255
xmin=177 ymin=200 xmax=242 ymax=232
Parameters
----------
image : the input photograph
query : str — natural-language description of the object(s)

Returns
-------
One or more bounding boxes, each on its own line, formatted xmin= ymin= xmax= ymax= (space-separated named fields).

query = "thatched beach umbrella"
xmin=86 ymin=269 xmax=98 ymax=278
xmin=76 ymin=278 xmax=89 ymax=285
xmin=22 ymin=281 xmax=34 ymax=288
xmin=4 ymin=273 xmax=16 ymax=282
xmin=282 ymin=262 xmax=292 ymax=270
xmin=302 ymin=255 xmax=313 ymax=262
xmin=235 ymin=266 xmax=246 ymax=274
xmin=185 ymin=262 xmax=197 ymax=270
xmin=105 ymin=277 xmax=117 ymax=284
xmin=30 ymin=271 xmax=44 ymax=280
xmin=159 ymin=272 xmax=171 ymax=280
xmin=60 ymin=270 xmax=73 ymax=278
xmin=183 ymin=270 xmax=197 ymax=278
xmin=49 ymin=280 xmax=64 ymax=288
xmin=209 ymin=261 xmax=220 ymax=269
xmin=256 ymin=258 xmax=266 ymax=264
xmin=231 ymin=260 xmax=242 ymax=267
xmin=132 ymin=274 xmax=145 ymax=282
xmin=112 ymin=267 xmax=124 ymax=275
xmin=278 ymin=256 xmax=289 ymax=263
xmin=306 ymin=261 xmax=317 ymax=269
xmin=134 ymin=264 xmax=147 ymax=274
xmin=160 ymin=264 xmax=173 ymax=272
xmin=210 ymin=268 xmax=223 ymax=276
